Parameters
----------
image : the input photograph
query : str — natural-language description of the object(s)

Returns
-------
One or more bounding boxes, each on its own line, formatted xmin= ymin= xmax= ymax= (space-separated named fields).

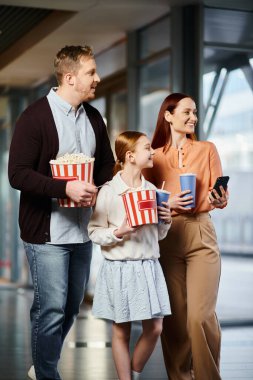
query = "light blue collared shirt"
xmin=47 ymin=88 xmax=96 ymax=244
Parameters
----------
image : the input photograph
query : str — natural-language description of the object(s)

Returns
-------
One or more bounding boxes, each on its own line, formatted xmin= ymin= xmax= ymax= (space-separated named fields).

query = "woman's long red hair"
xmin=151 ymin=93 xmax=197 ymax=150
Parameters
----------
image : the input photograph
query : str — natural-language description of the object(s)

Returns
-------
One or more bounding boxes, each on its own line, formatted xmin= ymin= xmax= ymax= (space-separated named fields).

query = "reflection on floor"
xmin=0 ymin=287 xmax=253 ymax=380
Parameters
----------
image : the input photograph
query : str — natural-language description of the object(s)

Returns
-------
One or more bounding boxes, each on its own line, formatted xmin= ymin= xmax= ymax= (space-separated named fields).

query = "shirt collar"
xmin=167 ymin=138 xmax=193 ymax=152
xmin=47 ymin=87 xmax=84 ymax=116
xmin=112 ymin=171 xmax=147 ymax=195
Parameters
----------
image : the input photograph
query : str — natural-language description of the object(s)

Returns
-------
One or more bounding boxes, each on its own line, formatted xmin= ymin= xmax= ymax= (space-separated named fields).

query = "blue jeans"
xmin=24 ymin=241 xmax=92 ymax=380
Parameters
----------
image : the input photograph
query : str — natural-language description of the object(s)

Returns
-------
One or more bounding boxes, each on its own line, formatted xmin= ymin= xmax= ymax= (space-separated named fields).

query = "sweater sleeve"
xmin=8 ymin=110 xmax=67 ymax=198
xmin=88 ymin=186 xmax=123 ymax=246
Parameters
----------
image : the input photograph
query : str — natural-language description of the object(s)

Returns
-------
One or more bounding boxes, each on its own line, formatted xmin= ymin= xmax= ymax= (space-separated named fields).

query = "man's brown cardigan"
xmin=8 ymin=97 xmax=115 ymax=244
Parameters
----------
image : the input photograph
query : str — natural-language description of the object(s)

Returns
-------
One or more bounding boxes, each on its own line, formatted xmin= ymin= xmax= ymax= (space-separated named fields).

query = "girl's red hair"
xmin=113 ymin=131 xmax=146 ymax=175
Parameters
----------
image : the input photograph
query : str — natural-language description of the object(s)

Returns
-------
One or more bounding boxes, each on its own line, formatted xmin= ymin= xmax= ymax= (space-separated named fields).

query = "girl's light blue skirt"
xmin=92 ymin=259 xmax=171 ymax=323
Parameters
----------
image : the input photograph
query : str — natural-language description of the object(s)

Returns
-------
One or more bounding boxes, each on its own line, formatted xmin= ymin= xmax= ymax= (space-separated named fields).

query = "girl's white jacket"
xmin=88 ymin=171 xmax=171 ymax=261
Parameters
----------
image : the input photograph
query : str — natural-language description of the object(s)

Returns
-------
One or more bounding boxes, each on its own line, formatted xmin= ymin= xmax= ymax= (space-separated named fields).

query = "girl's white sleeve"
xmin=88 ymin=186 xmax=123 ymax=246
xmin=158 ymin=221 xmax=171 ymax=241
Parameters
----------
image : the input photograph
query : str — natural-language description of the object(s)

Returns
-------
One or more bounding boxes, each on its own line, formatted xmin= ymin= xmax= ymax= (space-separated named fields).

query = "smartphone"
xmin=211 ymin=176 xmax=230 ymax=198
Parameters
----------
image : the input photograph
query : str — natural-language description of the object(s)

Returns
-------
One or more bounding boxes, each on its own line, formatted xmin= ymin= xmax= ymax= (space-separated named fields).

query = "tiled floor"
xmin=0 ymin=256 xmax=253 ymax=380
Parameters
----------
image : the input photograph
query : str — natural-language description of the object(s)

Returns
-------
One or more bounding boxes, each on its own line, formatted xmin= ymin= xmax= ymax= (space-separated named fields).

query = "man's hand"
xmin=65 ymin=180 xmax=98 ymax=207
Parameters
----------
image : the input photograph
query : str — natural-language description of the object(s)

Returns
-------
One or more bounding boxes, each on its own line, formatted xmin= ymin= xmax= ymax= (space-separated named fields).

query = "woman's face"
xmin=164 ymin=97 xmax=198 ymax=136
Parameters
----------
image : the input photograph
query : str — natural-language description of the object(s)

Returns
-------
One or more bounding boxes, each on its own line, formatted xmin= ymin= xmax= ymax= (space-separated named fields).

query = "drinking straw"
xmin=161 ymin=181 xmax=165 ymax=190
xmin=96 ymin=181 xmax=109 ymax=189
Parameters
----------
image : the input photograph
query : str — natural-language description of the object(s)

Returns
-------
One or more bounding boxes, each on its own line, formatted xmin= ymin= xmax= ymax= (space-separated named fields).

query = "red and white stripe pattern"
xmin=50 ymin=162 xmax=94 ymax=207
xmin=122 ymin=189 xmax=158 ymax=227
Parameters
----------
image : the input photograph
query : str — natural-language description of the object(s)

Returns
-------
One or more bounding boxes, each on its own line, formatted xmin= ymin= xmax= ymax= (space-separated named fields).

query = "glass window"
xmin=109 ymin=89 xmax=127 ymax=143
xmin=96 ymin=42 xmax=126 ymax=79
xmin=204 ymin=65 xmax=253 ymax=170
xmin=203 ymin=49 xmax=253 ymax=255
xmin=0 ymin=95 xmax=21 ymax=282
xmin=139 ymin=15 xmax=170 ymax=60
xmin=203 ymin=71 xmax=216 ymax=108
xmin=90 ymin=90 xmax=127 ymax=144
xmin=139 ymin=55 xmax=170 ymax=138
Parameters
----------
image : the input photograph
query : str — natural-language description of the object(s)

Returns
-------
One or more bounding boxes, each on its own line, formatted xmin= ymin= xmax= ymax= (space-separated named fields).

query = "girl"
xmin=88 ymin=131 xmax=172 ymax=380
xmin=144 ymin=93 xmax=229 ymax=380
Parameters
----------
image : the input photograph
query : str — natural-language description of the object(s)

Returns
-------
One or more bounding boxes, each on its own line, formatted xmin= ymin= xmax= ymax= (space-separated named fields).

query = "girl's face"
xmin=131 ymin=135 xmax=154 ymax=170
xmin=164 ymin=97 xmax=198 ymax=136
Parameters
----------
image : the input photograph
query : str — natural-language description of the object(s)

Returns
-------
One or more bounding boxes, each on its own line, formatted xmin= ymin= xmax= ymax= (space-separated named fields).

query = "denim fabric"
xmin=24 ymin=241 xmax=92 ymax=380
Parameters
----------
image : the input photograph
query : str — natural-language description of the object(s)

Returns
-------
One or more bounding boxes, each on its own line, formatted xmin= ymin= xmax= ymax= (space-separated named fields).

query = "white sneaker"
xmin=131 ymin=370 xmax=141 ymax=380
xmin=28 ymin=365 xmax=36 ymax=380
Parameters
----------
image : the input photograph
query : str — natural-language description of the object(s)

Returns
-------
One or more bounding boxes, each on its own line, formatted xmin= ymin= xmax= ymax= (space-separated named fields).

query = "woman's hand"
xmin=113 ymin=216 xmax=139 ymax=238
xmin=169 ymin=190 xmax=194 ymax=213
xmin=158 ymin=202 xmax=172 ymax=224
xmin=208 ymin=186 xmax=228 ymax=209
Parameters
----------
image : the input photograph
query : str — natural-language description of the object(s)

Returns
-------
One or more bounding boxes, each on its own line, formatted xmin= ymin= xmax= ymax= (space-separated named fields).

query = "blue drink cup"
xmin=156 ymin=190 xmax=171 ymax=223
xmin=179 ymin=173 xmax=196 ymax=208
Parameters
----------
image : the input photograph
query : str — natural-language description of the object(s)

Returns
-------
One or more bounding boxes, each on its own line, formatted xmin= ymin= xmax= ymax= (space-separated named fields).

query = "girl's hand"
xmin=113 ymin=216 xmax=139 ymax=238
xmin=158 ymin=202 xmax=172 ymax=224
xmin=169 ymin=190 xmax=194 ymax=213
xmin=208 ymin=186 xmax=228 ymax=209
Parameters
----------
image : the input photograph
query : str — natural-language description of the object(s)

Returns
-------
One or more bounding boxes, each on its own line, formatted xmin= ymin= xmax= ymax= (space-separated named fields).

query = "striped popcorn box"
xmin=50 ymin=161 xmax=94 ymax=207
xmin=122 ymin=189 xmax=158 ymax=227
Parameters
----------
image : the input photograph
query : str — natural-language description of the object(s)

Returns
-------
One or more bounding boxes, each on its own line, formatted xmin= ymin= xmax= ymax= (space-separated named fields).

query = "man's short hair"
xmin=54 ymin=45 xmax=94 ymax=85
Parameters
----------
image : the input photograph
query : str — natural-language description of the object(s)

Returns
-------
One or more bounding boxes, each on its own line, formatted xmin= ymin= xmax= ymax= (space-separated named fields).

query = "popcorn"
xmin=50 ymin=153 xmax=95 ymax=207
xmin=50 ymin=153 xmax=95 ymax=165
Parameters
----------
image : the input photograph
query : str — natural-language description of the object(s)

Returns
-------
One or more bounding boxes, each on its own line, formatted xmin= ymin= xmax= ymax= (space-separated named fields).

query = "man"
xmin=8 ymin=45 xmax=115 ymax=380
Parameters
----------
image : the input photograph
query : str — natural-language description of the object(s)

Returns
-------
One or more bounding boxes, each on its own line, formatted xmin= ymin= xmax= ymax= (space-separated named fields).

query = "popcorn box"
xmin=50 ymin=161 xmax=94 ymax=207
xmin=122 ymin=189 xmax=158 ymax=227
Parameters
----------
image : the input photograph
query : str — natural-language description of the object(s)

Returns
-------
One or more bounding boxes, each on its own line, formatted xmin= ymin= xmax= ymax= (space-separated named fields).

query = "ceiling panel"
xmin=0 ymin=0 xmax=252 ymax=88
xmin=204 ymin=7 xmax=253 ymax=46
xmin=0 ymin=5 xmax=52 ymax=55
xmin=0 ymin=0 xmax=170 ymax=87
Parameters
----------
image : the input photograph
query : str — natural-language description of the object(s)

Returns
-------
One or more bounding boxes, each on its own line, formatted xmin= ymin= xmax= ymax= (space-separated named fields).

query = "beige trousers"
xmin=159 ymin=213 xmax=222 ymax=380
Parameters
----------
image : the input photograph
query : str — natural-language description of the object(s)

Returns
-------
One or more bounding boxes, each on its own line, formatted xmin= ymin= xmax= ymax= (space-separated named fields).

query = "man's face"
xmin=72 ymin=57 xmax=100 ymax=101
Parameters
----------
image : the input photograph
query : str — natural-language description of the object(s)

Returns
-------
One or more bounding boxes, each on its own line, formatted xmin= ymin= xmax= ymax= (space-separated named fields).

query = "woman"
xmin=144 ymin=93 xmax=228 ymax=380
